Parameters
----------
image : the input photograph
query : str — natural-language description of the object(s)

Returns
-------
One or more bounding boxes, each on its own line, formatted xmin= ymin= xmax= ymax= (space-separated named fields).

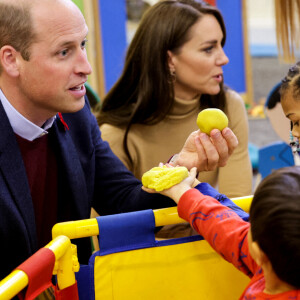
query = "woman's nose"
xmin=216 ymin=48 xmax=229 ymax=66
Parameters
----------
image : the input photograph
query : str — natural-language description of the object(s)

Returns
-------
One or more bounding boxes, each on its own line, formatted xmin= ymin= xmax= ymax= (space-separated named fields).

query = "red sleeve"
xmin=177 ymin=189 xmax=257 ymax=277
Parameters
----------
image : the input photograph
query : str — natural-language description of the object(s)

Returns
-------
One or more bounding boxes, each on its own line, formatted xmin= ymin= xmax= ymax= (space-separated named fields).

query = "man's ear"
xmin=167 ymin=50 xmax=176 ymax=73
xmin=0 ymin=46 xmax=21 ymax=77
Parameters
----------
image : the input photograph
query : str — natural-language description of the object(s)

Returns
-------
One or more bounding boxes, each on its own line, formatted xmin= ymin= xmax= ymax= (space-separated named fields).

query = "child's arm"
xmin=142 ymin=166 xmax=256 ymax=275
xmin=194 ymin=183 xmax=249 ymax=222
xmin=177 ymin=189 xmax=256 ymax=277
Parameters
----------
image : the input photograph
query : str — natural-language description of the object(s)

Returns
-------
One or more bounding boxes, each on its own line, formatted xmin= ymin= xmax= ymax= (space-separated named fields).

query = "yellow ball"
xmin=196 ymin=108 xmax=228 ymax=135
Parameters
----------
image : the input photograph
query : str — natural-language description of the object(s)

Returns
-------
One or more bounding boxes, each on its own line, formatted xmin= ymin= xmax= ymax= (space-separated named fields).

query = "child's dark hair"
xmin=250 ymin=166 xmax=300 ymax=288
xmin=280 ymin=61 xmax=300 ymax=99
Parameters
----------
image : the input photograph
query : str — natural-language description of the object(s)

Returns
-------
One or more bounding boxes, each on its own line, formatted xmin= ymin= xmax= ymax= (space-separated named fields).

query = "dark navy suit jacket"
xmin=0 ymin=98 xmax=175 ymax=279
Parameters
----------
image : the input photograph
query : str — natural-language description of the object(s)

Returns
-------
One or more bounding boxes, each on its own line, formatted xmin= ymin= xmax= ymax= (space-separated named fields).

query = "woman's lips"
xmin=213 ymin=74 xmax=223 ymax=83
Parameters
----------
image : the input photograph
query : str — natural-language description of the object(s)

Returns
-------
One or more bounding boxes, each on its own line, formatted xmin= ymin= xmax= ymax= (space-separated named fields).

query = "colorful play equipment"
xmin=0 ymin=196 xmax=252 ymax=300
xmin=0 ymin=236 xmax=79 ymax=300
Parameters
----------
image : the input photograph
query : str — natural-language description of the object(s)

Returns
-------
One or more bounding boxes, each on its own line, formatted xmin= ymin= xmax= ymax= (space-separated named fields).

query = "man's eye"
xmin=81 ymin=39 xmax=88 ymax=48
xmin=60 ymin=49 xmax=69 ymax=56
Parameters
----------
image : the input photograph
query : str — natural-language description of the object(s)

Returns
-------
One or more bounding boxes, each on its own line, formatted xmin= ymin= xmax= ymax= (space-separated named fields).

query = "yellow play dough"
xmin=196 ymin=108 xmax=228 ymax=135
xmin=142 ymin=166 xmax=189 ymax=192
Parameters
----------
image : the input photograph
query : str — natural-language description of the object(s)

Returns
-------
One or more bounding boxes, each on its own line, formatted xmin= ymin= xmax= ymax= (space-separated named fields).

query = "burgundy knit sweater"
xmin=16 ymin=134 xmax=58 ymax=248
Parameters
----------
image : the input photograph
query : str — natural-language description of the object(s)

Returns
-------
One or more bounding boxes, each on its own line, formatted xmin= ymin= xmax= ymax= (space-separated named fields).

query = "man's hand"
xmin=172 ymin=128 xmax=238 ymax=171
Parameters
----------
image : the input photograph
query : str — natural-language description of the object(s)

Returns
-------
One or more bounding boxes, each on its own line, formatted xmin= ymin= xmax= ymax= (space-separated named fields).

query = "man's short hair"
xmin=0 ymin=2 xmax=36 ymax=74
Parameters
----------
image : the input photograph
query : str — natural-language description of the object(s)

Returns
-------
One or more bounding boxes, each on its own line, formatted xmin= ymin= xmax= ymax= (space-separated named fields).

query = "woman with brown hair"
xmin=97 ymin=0 xmax=252 ymax=203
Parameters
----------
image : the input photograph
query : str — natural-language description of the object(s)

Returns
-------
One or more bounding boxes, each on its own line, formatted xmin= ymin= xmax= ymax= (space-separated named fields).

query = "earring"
xmin=168 ymin=69 xmax=176 ymax=83
xmin=290 ymin=131 xmax=300 ymax=166
xmin=290 ymin=131 xmax=300 ymax=154
xmin=290 ymin=121 xmax=300 ymax=154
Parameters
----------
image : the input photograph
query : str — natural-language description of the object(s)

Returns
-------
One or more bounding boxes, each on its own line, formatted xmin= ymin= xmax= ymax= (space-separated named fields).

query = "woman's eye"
xmin=203 ymin=46 xmax=213 ymax=53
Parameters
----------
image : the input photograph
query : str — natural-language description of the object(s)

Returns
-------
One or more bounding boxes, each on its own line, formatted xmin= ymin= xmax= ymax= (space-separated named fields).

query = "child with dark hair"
xmin=264 ymin=82 xmax=290 ymax=145
xmin=143 ymin=165 xmax=300 ymax=298
xmin=280 ymin=61 xmax=300 ymax=164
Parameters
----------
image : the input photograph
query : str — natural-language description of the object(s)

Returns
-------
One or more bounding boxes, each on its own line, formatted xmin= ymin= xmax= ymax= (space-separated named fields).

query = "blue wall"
xmin=99 ymin=0 xmax=247 ymax=94
xmin=217 ymin=0 xmax=246 ymax=93
xmin=98 ymin=0 xmax=127 ymax=93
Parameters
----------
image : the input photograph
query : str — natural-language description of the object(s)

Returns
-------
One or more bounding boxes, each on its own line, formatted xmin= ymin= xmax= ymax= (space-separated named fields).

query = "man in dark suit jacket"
xmin=0 ymin=0 xmax=238 ymax=279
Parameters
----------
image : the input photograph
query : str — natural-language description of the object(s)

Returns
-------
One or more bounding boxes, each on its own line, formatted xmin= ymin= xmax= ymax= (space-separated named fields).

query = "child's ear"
xmin=251 ymin=241 xmax=269 ymax=266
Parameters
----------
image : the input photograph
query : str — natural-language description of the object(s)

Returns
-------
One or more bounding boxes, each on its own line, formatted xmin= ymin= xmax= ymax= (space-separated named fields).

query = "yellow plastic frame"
xmin=52 ymin=196 xmax=253 ymax=239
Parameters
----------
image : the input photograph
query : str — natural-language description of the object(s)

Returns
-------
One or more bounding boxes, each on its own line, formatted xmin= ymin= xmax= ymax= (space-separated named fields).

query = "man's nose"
xmin=75 ymin=50 xmax=92 ymax=75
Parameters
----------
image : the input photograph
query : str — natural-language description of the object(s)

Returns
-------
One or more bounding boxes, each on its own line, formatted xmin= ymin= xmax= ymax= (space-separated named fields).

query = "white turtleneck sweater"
xmin=99 ymin=89 xmax=252 ymax=198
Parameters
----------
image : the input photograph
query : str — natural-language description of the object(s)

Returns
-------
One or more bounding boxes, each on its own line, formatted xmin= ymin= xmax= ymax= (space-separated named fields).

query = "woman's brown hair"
xmin=97 ymin=0 xmax=227 ymax=164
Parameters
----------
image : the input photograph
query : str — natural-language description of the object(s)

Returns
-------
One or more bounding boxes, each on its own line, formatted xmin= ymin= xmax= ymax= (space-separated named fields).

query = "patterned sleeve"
xmin=177 ymin=189 xmax=257 ymax=277
xmin=195 ymin=182 xmax=249 ymax=221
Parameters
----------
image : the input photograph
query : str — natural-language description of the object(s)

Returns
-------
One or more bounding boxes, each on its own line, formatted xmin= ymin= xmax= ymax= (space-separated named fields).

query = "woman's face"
xmin=281 ymin=88 xmax=300 ymax=139
xmin=168 ymin=14 xmax=228 ymax=100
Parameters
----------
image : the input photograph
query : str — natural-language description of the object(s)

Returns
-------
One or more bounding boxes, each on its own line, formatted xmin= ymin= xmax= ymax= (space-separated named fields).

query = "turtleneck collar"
xmin=168 ymin=95 xmax=200 ymax=119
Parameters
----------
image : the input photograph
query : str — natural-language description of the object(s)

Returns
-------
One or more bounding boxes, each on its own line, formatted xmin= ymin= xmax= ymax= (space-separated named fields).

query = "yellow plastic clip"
xmin=46 ymin=236 xmax=79 ymax=290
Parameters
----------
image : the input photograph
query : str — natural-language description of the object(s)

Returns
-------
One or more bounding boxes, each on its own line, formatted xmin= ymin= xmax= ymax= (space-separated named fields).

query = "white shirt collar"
xmin=0 ymin=88 xmax=56 ymax=141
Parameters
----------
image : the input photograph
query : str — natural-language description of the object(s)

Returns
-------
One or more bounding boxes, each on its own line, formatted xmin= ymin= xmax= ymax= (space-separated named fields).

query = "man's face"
xmin=16 ymin=0 xmax=92 ymax=126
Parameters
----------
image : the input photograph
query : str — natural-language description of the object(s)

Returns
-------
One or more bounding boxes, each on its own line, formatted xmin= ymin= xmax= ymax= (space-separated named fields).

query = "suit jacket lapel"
xmin=0 ymin=103 xmax=37 ymax=251
xmin=0 ymin=102 xmax=89 ymax=254
xmin=50 ymin=119 xmax=89 ymax=220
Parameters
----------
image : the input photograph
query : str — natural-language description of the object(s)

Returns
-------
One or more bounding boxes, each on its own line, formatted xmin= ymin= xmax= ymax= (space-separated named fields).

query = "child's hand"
xmin=142 ymin=167 xmax=199 ymax=204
